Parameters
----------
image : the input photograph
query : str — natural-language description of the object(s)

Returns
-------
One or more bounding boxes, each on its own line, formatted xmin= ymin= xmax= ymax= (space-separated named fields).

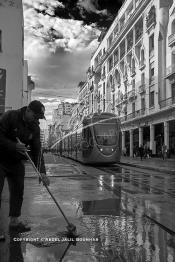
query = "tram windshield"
xmin=93 ymin=123 xmax=118 ymax=146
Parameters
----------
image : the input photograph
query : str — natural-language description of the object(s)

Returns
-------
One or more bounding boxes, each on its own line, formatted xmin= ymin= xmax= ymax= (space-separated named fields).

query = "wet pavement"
xmin=120 ymin=156 xmax=175 ymax=174
xmin=0 ymin=153 xmax=175 ymax=261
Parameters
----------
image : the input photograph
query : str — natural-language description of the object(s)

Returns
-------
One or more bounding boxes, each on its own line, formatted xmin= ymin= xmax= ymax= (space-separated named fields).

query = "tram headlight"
xmin=100 ymin=148 xmax=103 ymax=152
xmin=111 ymin=148 xmax=114 ymax=152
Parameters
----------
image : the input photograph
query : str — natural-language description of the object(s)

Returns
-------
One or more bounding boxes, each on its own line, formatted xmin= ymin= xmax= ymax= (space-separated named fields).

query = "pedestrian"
xmin=139 ymin=145 xmax=144 ymax=161
xmin=147 ymin=147 xmax=151 ymax=158
xmin=0 ymin=100 xmax=50 ymax=241
xmin=161 ymin=143 xmax=167 ymax=160
xmin=123 ymin=147 xmax=126 ymax=156
xmin=143 ymin=144 xmax=147 ymax=159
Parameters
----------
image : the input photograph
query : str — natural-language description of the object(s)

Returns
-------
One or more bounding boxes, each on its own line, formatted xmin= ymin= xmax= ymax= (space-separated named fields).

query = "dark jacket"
xmin=0 ymin=107 xmax=46 ymax=174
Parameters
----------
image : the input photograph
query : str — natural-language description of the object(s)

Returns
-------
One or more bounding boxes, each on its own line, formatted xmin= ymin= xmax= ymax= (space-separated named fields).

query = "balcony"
xmin=168 ymin=33 xmax=175 ymax=47
xmin=120 ymin=108 xmax=146 ymax=122
xmin=128 ymin=89 xmax=137 ymax=101
xmin=166 ymin=64 xmax=175 ymax=79
xmin=159 ymin=97 xmax=175 ymax=109
xmin=139 ymin=84 xmax=146 ymax=94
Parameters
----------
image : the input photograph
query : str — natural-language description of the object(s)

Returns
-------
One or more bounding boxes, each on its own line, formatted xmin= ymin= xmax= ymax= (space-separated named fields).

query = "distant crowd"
xmin=122 ymin=143 xmax=168 ymax=160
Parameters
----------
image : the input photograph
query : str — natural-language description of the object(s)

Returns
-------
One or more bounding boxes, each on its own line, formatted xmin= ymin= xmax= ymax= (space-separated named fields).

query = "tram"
xmin=51 ymin=112 xmax=121 ymax=164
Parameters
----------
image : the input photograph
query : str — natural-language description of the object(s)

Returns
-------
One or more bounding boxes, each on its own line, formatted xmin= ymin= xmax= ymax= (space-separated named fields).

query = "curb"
xmin=120 ymin=161 xmax=175 ymax=175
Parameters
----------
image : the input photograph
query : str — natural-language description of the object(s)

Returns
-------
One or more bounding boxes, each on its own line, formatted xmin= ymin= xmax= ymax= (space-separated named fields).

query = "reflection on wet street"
xmin=0 ymin=155 xmax=175 ymax=261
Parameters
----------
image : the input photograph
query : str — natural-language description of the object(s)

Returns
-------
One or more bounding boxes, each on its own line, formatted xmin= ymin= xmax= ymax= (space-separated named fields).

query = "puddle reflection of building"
xmin=121 ymin=192 xmax=175 ymax=261
xmin=79 ymin=189 xmax=175 ymax=261
xmin=82 ymin=198 xmax=121 ymax=216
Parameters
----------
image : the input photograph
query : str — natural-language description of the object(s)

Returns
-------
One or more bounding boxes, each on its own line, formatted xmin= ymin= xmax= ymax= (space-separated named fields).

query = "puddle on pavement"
xmin=2 ymin=197 xmax=175 ymax=262
xmin=2 ymin=162 xmax=175 ymax=261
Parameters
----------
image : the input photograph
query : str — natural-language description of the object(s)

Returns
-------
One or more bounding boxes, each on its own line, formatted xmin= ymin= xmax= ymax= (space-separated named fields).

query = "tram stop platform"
xmin=120 ymin=156 xmax=175 ymax=174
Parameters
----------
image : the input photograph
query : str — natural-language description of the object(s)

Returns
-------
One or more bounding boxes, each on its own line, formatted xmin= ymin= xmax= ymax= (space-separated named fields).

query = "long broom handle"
xmin=16 ymin=137 xmax=71 ymax=226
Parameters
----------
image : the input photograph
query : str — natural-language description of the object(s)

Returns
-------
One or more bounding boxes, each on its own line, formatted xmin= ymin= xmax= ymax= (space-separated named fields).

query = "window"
xmin=132 ymin=79 xmax=135 ymax=90
xmin=108 ymin=56 xmax=113 ymax=72
xmin=114 ymin=24 xmax=119 ymax=35
xmin=149 ymin=91 xmax=154 ymax=107
xmin=84 ymin=127 xmax=93 ymax=147
xmin=102 ymin=66 xmax=105 ymax=78
xmin=114 ymin=49 xmax=119 ymax=65
xmin=141 ymin=98 xmax=145 ymax=110
xmin=113 ymin=94 xmax=115 ymax=107
xmin=120 ymin=40 xmax=125 ymax=59
xmin=149 ymin=34 xmax=154 ymax=56
xmin=172 ymin=83 xmax=175 ymax=103
xmin=140 ymin=49 xmax=145 ymax=66
xmin=93 ymin=123 xmax=118 ymax=146
xmin=131 ymin=58 xmax=135 ymax=74
xmin=103 ymin=82 xmax=105 ymax=95
xmin=0 ymin=30 xmax=2 ymax=52
xmin=150 ymin=62 xmax=154 ymax=83
xmin=92 ymin=94 xmax=93 ymax=112
xmin=150 ymin=62 xmax=154 ymax=84
xmin=103 ymin=99 xmax=105 ymax=111
xmin=115 ymin=69 xmax=120 ymax=86
xmin=132 ymin=103 xmax=135 ymax=116
xmin=108 ymin=34 xmax=113 ymax=47
xmin=141 ymin=73 xmax=145 ymax=85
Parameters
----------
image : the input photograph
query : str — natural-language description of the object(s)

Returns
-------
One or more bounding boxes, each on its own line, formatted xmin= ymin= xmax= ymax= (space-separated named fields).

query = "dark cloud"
xmin=34 ymin=0 xmax=123 ymax=29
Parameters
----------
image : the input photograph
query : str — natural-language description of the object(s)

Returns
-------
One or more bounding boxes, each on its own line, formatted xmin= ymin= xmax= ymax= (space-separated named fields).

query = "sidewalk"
xmin=120 ymin=156 xmax=175 ymax=174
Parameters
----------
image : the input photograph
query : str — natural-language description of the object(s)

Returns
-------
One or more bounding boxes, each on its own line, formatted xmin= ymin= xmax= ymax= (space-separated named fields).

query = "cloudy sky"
xmin=23 ymin=0 xmax=123 ymax=123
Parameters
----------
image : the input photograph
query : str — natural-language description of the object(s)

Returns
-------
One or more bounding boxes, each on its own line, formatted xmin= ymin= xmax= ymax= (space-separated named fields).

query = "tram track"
xmin=95 ymin=164 xmax=175 ymax=199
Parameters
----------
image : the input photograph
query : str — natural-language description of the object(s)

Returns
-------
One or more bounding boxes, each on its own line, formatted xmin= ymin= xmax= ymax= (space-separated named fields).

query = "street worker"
xmin=0 ymin=100 xmax=50 ymax=240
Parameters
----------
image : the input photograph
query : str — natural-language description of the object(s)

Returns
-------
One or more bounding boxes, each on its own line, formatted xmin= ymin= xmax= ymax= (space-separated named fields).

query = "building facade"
xmin=50 ymin=101 xmax=78 ymax=143
xmin=87 ymin=0 xmax=174 ymax=157
xmin=0 ymin=0 xmax=25 ymax=113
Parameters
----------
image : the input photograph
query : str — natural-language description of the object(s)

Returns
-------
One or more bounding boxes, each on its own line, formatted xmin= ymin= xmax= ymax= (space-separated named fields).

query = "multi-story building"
xmin=56 ymin=102 xmax=74 ymax=116
xmin=88 ymin=0 xmax=174 ymax=157
xmin=0 ymin=0 xmax=26 ymax=114
xmin=77 ymin=81 xmax=90 ymax=117
xmin=50 ymin=101 xmax=78 ymax=142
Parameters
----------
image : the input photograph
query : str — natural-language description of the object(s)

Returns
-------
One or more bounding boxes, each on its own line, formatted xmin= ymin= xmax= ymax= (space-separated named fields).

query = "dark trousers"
xmin=0 ymin=162 xmax=25 ymax=217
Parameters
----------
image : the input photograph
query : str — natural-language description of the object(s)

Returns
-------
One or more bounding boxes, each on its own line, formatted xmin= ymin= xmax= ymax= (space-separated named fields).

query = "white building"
xmin=0 ymin=0 xmax=25 ymax=113
xmin=88 ymin=0 xmax=174 ymax=157
xmin=77 ymin=81 xmax=90 ymax=118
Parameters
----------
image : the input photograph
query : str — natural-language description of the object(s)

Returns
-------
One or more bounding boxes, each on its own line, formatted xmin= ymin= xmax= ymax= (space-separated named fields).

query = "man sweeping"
xmin=0 ymin=100 xmax=50 ymax=240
